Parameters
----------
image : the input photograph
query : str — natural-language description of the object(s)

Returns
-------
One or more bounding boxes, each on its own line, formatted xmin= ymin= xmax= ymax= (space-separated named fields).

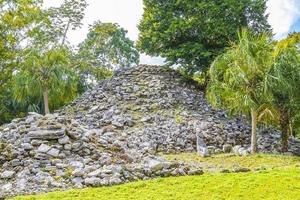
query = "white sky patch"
xmin=44 ymin=0 xmax=300 ymax=64
xmin=70 ymin=0 xmax=143 ymax=44
xmin=267 ymin=0 xmax=300 ymax=39
xmin=44 ymin=0 xmax=143 ymax=42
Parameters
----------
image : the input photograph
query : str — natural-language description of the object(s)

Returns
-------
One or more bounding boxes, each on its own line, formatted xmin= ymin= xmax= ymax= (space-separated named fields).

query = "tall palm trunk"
xmin=279 ymin=108 xmax=289 ymax=152
xmin=43 ymin=87 xmax=50 ymax=114
xmin=251 ymin=108 xmax=258 ymax=153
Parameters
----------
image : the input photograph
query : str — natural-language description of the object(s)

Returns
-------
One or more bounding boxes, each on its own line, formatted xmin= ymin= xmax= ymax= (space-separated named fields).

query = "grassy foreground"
xmin=13 ymin=168 xmax=300 ymax=200
xmin=12 ymin=154 xmax=300 ymax=200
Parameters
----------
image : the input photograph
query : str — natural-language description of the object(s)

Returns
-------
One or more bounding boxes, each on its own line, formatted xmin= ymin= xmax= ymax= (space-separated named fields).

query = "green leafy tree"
xmin=47 ymin=0 xmax=88 ymax=45
xmin=25 ymin=0 xmax=87 ymax=51
xmin=76 ymin=21 xmax=139 ymax=86
xmin=207 ymin=29 xmax=273 ymax=153
xmin=138 ymin=0 xmax=271 ymax=75
xmin=267 ymin=33 xmax=300 ymax=151
xmin=13 ymin=47 xmax=77 ymax=114
xmin=0 ymin=0 xmax=43 ymax=123
xmin=0 ymin=0 xmax=88 ymax=121
xmin=9 ymin=0 xmax=88 ymax=116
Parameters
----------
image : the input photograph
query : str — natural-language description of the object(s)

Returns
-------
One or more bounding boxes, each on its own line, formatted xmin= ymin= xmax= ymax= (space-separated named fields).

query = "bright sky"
xmin=44 ymin=0 xmax=300 ymax=65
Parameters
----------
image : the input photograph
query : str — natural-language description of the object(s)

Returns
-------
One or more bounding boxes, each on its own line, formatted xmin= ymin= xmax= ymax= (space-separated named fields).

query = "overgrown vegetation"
xmin=207 ymin=30 xmax=300 ymax=153
xmin=137 ymin=0 xmax=300 ymax=154
xmin=0 ymin=0 xmax=139 ymax=123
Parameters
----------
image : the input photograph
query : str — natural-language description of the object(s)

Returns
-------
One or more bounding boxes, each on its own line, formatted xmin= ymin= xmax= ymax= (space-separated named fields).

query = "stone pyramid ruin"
xmin=0 ymin=65 xmax=299 ymax=198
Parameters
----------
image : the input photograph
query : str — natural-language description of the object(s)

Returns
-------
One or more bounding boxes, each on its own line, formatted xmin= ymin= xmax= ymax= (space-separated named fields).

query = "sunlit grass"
xmin=163 ymin=153 xmax=300 ymax=171
xmin=12 ymin=167 xmax=300 ymax=200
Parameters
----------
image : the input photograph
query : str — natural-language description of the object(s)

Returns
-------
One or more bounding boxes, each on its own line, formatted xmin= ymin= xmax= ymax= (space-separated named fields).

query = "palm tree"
xmin=207 ymin=29 xmax=274 ymax=153
xmin=267 ymin=33 xmax=300 ymax=152
xmin=13 ymin=47 xmax=78 ymax=114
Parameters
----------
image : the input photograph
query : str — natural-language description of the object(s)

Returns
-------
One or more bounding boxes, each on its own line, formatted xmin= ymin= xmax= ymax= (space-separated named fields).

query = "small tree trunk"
xmin=43 ymin=88 xmax=50 ymax=115
xmin=202 ymin=72 xmax=210 ymax=92
xmin=61 ymin=20 xmax=71 ymax=46
xmin=251 ymin=109 xmax=258 ymax=153
xmin=289 ymin=121 xmax=295 ymax=137
xmin=279 ymin=109 xmax=289 ymax=152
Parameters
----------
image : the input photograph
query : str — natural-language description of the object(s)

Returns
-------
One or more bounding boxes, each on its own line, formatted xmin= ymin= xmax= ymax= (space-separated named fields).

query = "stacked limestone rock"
xmin=0 ymin=65 xmax=299 ymax=198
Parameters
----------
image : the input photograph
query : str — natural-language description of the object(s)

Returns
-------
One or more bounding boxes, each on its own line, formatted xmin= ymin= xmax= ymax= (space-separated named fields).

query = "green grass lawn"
xmin=163 ymin=153 xmax=300 ymax=171
xmin=12 ymin=168 xmax=300 ymax=200
xmin=11 ymin=154 xmax=300 ymax=200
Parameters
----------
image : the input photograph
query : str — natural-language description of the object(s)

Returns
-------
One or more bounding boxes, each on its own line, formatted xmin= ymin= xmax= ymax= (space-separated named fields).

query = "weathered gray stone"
xmin=109 ymin=177 xmax=123 ymax=185
xmin=0 ymin=171 xmax=15 ymax=179
xmin=233 ymin=145 xmax=242 ymax=154
xmin=21 ymin=143 xmax=33 ymax=150
xmin=197 ymin=147 xmax=209 ymax=157
xmin=187 ymin=169 xmax=203 ymax=176
xmin=47 ymin=148 xmax=60 ymax=157
xmin=37 ymin=144 xmax=51 ymax=153
xmin=196 ymin=133 xmax=207 ymax=156
xmin=84 ymin=177 xmax=101 ymax=186
xmin=28 ymin=129 xmax=65 ymax=140
xmin=11 ymin=159 xmax=21 ymax=167
xmin=147 ymin=159 xmax=164 ymax=172
xmin=58 ymin=136 xmax=70 ymax=144
xmin=70 ymin=161 xmax=84 ymax=169
xmin=64 ymin=144 xmax=72 ymax=150
xmin=72 ymin=168 xmax=84 ymax=177
xmin=87 ymin=169 xmax=102 ymax=177
xmin=72 ymin=177 xmax=84 ymax=185
xmin=223 ymin=144 xmax=233 ymax=153
xmin=233 ymin=168 xmax=251 ymax=173
xmin=1 ymin=183 xmax=12 ymax=191
xmin=16 ymin=178 xmax=27 ymax=190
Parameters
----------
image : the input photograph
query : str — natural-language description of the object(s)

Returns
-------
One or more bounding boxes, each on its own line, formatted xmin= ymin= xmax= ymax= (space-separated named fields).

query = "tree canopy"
xmin=78 ymin=21 xmax=139 ymax=70
xmin=76 ymin=21 xmax=139 ymax=87
xmin=47 ymin=0 xmax=88 ymax=45
xmin=138 ymin=0 xmax=271 ymax=74
xmin=0 ymin=0 xmax=44 ymax=123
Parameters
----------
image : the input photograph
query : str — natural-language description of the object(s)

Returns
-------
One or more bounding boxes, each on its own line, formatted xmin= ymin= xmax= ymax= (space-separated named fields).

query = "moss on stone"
xmin=54 ymin=176 xmax=62 ymax=182
xmin=49 ymin=169 xmax=57 ymax=176
xmin=173 ymin=106 xmax=184 ymax=124
xmin=0 ymin=141 xmax=6 ymax=150
xmin=65 ymin=167 xmax=74 ymax=178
